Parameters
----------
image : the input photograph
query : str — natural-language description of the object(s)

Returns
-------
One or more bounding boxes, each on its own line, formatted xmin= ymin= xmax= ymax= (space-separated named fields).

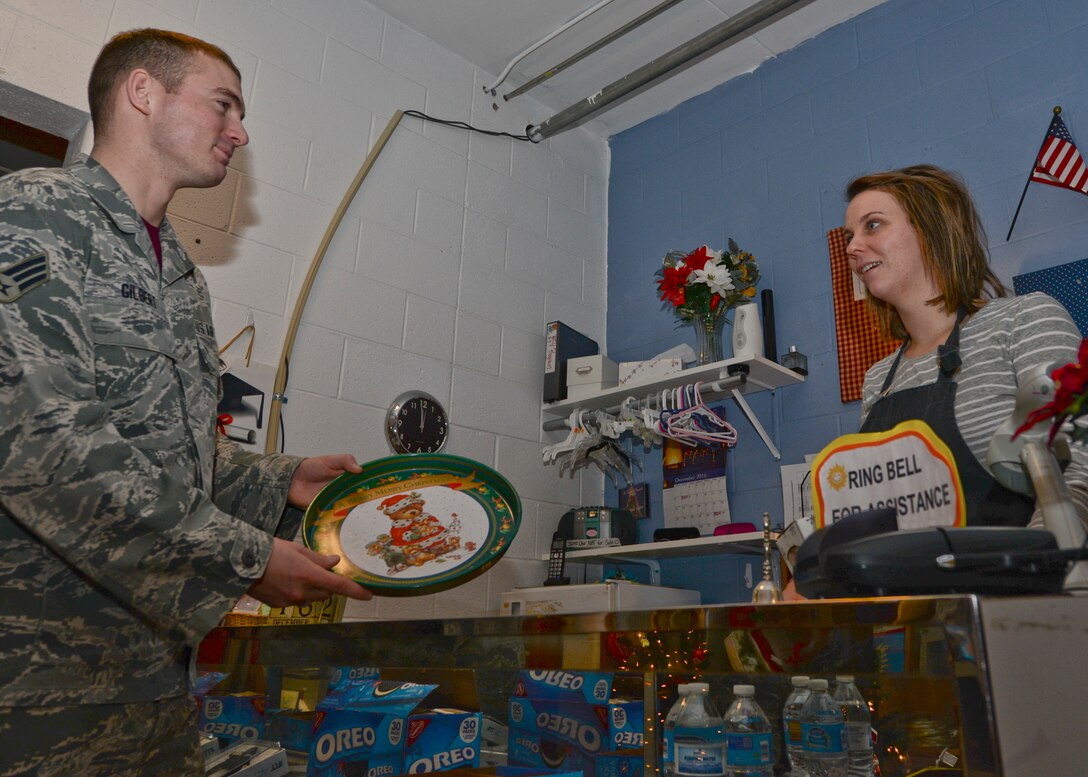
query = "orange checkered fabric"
xmin=828 ymin=227 xmax=901 ymax=403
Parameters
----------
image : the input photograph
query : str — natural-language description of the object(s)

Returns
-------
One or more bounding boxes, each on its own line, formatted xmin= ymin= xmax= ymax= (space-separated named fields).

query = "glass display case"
xmin=196 ymin=593 xmax=1087 ymax=776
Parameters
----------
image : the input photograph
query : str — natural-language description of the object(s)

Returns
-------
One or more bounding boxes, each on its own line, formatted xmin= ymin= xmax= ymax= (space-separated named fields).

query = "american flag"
xmin=1031 ymin=114 xmax=1088 ymax=194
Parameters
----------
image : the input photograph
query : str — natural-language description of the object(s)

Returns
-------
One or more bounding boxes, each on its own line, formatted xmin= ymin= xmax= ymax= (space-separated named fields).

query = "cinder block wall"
xmin=607 ymin=0 xmax=1088 ymax=602
xmin=0 ymin=1 xmax=610 ymax=618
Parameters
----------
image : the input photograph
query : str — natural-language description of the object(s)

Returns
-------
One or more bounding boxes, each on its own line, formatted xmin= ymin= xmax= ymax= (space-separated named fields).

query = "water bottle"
xmin=832 ymin=676 xmax=872 ymax=777
xmin=663 ymin=684 xmax=691 ymax=776
xmin=723 ymin=684 xmax=772 ymax=777
xmin=782 ymin=676 xmax=811 ymax=776
xmin=668 ymin=682 xmax=725 ymax=777
xmin=800 ymin=679 xmax=847 ymax=777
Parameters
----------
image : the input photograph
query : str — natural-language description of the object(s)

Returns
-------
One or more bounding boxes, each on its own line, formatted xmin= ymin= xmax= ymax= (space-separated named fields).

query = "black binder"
xmin=543 ymin=321 xmax=598 ymax=402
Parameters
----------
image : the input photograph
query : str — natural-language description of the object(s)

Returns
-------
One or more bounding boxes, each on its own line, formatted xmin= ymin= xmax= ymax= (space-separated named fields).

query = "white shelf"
xmin=542 ymin=355 xmax=802 ymax=417
xmin=563 ymin=532 xmax=769 ymax=560
xmin=542 ymin=354 xmax=803 ymax=460
xmin=546 ymin=533 xmax=775 ymax=585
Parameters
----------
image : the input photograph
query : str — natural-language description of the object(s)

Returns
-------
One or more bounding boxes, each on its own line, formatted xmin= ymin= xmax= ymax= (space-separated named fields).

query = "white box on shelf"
xmin=565 ymin=383 xmax=601 ymax=401
xmin=566 ymin=354 xmax=618 ymax=385
xmin=565 ymin=354 xmax=618 ymax=396
xmin=500 ymin=581 xmax=699 ymax=616
xmin=618 ymin=357 xmax=684 ymax=386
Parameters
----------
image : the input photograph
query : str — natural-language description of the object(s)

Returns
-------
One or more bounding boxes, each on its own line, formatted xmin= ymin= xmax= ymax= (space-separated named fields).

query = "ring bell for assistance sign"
xmin=811 ymin=420 xmax=966 ymax=529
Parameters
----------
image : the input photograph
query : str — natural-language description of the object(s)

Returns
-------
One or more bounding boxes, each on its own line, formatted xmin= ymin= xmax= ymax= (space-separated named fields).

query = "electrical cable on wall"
xmin=266 ymin=108 xmax=537 ymax=453
xmin=277 ymin=357 xmax=289 ymax=453
xmin=403 ymin=110 xmax=537 ymax=143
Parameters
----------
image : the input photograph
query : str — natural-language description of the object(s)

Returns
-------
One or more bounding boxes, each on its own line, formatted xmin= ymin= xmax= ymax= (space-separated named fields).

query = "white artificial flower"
xmin=691 ymin=260 xmax=735 ymax=296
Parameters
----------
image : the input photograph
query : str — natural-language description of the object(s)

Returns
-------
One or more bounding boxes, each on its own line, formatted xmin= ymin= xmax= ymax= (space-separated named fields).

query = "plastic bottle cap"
xmin=835 ymin=675 xmax=854 ymax=682
xmin=689 ymin=682 xmax=709 ymax=693
xmin=677 ymin=684 xmax=690 ymax=695
xmin=809 ymin=679 xmax=828 ymax=691
xmin=791 ymin=676 xmax=810 ymax=686
xmin=733 ymin=684 xmax=755 ymax=696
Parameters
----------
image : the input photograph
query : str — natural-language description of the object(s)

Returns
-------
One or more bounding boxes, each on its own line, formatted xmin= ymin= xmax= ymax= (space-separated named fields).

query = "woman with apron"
xmin=789 ymin=165 xmax=1087 ymax=596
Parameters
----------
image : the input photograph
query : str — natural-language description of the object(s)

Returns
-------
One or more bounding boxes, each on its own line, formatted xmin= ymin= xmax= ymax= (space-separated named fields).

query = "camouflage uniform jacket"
xmin=0 ymin=156 xmax=304 ymax=706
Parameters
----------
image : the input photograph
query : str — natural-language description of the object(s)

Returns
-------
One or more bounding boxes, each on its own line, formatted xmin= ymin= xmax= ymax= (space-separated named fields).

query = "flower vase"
xmin=693 ymin=311 xmax=727 ymax=365
xmin=731 ymin=300 xmax=763 ymax=361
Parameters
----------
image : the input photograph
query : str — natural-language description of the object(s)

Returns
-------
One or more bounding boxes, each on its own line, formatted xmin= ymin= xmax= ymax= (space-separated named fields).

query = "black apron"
xmin=859 ymin=311 xmax=1034 ymax=527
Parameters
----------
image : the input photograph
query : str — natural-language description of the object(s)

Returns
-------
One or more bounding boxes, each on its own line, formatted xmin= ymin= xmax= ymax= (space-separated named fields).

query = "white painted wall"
xmin=0 ymin=0 xmax=609 ymax=619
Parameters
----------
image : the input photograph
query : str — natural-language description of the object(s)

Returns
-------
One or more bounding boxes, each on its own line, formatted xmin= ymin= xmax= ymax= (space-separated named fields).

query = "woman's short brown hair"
xmin=845 ymin=164 xmax=1007 ymax=340
xmin=88 ymin=28 xmax=240 ymax=135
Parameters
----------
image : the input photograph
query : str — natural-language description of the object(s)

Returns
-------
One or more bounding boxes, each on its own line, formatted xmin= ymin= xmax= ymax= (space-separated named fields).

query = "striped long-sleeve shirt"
xmin=860 ymin=292 xmax=1087 ymax=528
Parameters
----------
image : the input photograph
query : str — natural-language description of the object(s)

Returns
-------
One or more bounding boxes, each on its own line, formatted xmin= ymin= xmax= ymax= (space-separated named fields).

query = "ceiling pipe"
xmin=503 ymin=0 xmax=686 ymax=103
xmin=483 ymin=0 xmax=618 ymax=96
xmin=528 ymin=0 xmax=810 ymax=140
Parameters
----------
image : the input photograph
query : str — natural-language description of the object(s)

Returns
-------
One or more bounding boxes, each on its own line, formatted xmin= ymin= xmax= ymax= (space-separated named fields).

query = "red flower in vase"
xmin=682 ymin=245 xmax=716 ymax=273
xmin=654 ymin=239 xmax=759 ymax=324
xmin=657 ymin=263 xmax=692 ymax=308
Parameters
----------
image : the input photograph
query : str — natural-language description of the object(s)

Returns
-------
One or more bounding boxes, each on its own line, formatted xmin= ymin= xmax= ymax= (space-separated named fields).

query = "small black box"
xmin=653 ymin=526 xmax=700 ymax=542
xmin=543 ymin=321 xmax=599 ymax=403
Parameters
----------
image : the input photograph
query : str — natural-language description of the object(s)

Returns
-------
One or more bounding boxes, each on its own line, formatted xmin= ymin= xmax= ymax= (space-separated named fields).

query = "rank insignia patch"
xmin=0 ymin=253 xmax=49 ymax=302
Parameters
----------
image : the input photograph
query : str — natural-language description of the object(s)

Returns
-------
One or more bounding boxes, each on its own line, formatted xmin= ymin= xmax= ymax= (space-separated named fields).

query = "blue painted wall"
xmin=605 ymin=0 xmax=1088 ymax=603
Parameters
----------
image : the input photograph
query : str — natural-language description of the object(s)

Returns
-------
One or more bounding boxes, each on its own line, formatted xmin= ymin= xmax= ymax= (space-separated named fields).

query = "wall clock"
xmin=385 ymin=391 xmax=449 ymax=454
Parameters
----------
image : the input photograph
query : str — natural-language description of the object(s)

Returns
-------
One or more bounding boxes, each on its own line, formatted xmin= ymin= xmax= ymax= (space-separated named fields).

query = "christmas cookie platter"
xmin=302 ymin=454 xmax=522 ymax=595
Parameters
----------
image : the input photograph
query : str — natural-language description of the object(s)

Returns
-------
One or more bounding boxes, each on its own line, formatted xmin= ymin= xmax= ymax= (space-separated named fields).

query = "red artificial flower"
xmin=1015 ymin=338 xmax=1088 ymax=442
xmin=683 ymin=245 xmax=714 ymax=273
xmin=1016 ymin=403 xmax=1060 ymax=440
xmin=1055 ymin=338 xmax=1088 ymax=398
xmin=656 ymin=240 xmax=757 ymax=322
xmin=657 ymin=264 xmax=692 ymax=307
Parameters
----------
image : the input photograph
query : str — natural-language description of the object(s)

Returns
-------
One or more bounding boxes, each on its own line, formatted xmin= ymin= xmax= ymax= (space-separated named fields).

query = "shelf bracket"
xmin=730 ymin=388 xmax=781 ymax=460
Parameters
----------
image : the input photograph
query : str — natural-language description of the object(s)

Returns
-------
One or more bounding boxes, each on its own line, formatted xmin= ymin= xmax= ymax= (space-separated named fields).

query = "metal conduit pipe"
xmin=483 ymin=0 xmax=618 ymax=95
xmin=528 ymin=0 xmax=810 ymax=140
xmin=503 ymin=0 xmax=686 ymax=103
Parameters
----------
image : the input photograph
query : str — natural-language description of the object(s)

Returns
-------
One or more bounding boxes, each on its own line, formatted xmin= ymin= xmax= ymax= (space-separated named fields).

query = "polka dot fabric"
xmin=828 ymin=227 xmax=902 ymax=403
xmin=1013 ymin=257 xmax=1088 ymax=336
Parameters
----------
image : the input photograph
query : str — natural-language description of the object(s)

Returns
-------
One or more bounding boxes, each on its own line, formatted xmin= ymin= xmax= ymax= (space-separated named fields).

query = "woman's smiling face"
xmin=844 ymin=188 xmax=936 ymax=307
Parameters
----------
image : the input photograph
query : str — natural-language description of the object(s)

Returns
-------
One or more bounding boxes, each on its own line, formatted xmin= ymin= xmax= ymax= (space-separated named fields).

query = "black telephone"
xmin=544 ymin=531 xmax=570 ymax=586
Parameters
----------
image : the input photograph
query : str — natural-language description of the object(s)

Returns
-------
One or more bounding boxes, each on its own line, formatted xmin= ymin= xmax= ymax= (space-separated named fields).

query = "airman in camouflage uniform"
xmin=0 ymin=29 xmax=369 ymax=776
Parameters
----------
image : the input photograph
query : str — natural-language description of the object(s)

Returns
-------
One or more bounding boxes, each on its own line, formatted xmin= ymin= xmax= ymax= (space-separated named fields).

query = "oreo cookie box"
xmin=513 ymin=670 xmax=613 ymax=705
xmin=607 ymin=700 xmax=643 ymax=749
xmin=194 ymin=671 xmax=266 ymax=743
xmin=308 ymin=678 xmax=481 ymax=777
xmin=508 ymin=671 xmax=643 ymax=777
xmin=265 ymin=666 xmax=382 ymax=754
